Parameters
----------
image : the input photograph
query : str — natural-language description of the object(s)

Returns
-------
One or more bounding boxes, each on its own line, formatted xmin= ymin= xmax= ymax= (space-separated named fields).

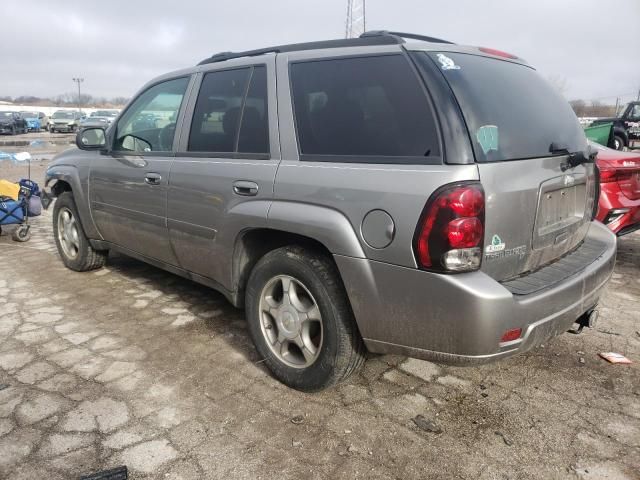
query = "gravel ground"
xmin=0 ymin=146 xmax=638 ymax=479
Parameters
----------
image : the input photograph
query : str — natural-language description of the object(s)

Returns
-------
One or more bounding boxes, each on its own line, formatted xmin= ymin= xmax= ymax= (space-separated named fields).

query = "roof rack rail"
xmin=360 ymin=30 xmax=454 ymax=45
xmin=197 ymin=34 xmax=402 ymax=66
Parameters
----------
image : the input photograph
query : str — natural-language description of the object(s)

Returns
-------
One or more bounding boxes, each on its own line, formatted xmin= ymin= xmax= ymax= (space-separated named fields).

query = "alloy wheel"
xmin=258 ymin=275 xmax=323 ymax=368
xmin=57 ymin=207 xmax=80 ymax=259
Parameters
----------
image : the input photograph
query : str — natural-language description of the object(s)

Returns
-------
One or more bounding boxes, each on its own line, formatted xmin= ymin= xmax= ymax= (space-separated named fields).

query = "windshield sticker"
xmin=436 ymin=54 xmax=460 ymax=71
xmin=485 ymin=234 xmax=505 ymax=253
xmin=476 ymin=125 xmax=499 ymax=154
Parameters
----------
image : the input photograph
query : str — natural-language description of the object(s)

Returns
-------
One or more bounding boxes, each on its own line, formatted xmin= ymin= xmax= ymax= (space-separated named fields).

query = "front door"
xmin=90 ymin=76 xmax=192 ymax=265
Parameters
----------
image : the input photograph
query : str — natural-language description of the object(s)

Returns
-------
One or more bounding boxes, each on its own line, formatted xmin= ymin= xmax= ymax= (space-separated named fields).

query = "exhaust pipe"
xmin=568 ymin=309 xmax=598 ymax=334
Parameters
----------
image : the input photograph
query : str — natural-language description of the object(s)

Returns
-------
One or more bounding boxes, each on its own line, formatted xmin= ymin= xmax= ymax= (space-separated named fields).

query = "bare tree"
xmin=569 ymin=99 xmax=587 ymax=117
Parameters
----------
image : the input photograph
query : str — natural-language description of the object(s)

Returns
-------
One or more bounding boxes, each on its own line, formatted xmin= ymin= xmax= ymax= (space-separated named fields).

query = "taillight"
xmin=599 ymin=167 xmax=619 ymax=183
xmin=414 ymin=182 xmax=485 ymax=272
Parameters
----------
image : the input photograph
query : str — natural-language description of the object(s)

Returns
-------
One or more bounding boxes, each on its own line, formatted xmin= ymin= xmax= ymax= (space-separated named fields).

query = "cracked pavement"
xmin=0 ymin=207 xmax=638 ymax=479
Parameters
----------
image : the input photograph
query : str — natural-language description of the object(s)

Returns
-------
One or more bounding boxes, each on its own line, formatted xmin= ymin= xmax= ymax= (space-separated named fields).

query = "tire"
xmin=245 ymin=246 xmax=366 ymax=391
xmin=53 ymin=192 xmax=107 ymax=271
xmin=12 ymin=225 xmax=31 ymax=242
xmin=614 ymin=135 xmax=625 ymax=151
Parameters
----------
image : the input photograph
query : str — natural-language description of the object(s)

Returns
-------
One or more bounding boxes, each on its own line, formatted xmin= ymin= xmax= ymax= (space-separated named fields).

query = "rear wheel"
xmin=246 ymin=246 xmax=366 ymax=391
xmin=53 ymin=192 xmax=107 ymax=271
xmin=614 ymin=135 xmax=625 ymax=151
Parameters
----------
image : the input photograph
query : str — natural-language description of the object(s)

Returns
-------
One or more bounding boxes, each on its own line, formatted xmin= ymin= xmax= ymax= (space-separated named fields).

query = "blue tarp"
xmin=0 ymin=151 xmax=32 ymax=164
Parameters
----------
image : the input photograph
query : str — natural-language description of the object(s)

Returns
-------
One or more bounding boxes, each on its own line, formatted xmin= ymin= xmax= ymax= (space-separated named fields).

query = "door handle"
xmin=144 ymin=173 xmax=162 ymax=186
xmin=233 ymin=180 xmax=259 ymax=196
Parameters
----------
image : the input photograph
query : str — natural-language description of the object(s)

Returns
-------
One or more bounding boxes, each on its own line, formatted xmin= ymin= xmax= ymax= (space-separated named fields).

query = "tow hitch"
xmin=568 ymin=309 xmax=598 ymax=334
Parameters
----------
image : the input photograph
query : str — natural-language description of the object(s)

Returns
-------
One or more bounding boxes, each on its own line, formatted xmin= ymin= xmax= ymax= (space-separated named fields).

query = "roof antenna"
xmin=345 ymin=0 xmax=366 ymax=39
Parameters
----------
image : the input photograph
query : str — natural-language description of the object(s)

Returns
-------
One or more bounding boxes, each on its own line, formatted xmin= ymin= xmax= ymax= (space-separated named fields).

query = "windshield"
xmin=21 ymin=112 xmax=36 ymax=118
xmin=418 ymin=52 xmax=586 ymax=162
xmin=0 ymin=112 xmax=13 ymax=118
xmin=92 ymin=111 xmax=109 ymax=116
xmin=53 ymin=111 xmax=74 ymax=119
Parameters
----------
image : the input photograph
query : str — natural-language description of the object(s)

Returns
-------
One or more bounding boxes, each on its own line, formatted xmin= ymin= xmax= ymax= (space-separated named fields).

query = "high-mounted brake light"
xmin=414 ymin=183 xmax=485 ymax=272
xmin=478 ymin=47 xmax=518 ymax=60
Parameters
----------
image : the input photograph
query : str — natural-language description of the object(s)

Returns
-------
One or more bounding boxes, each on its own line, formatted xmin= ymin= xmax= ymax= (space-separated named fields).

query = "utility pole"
xmin=345 ymin=0 xmax=366 ymax=39
xmin=72 ymin=77 xmax=84 ymax=112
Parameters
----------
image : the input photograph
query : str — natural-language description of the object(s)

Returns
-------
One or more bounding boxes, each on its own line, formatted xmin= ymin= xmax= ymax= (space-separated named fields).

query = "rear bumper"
xmin=336 ymin=221 xmax=616 ymax=365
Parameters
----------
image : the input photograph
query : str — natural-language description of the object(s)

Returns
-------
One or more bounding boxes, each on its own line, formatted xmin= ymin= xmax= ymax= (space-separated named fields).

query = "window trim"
xmin=288 ymin=52 xmax=443 ymax=165
xmin=182 ymin=64 xmax=271 ymax=159
xmin=111 ymin=75 xmax=193 ymax=156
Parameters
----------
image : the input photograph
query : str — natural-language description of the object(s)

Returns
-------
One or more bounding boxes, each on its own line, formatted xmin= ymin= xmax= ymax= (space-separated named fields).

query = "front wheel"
xmin=53 ymin=192 xmax=107 ymax=271
xmin=614 ymin=135 xmax=625 ymax=151
xmin=245 ymin=246 xmax=366 ymax=391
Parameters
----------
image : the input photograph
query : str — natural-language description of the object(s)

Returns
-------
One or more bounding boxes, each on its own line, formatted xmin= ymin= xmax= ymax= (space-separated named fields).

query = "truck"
xmin=590 ymin=101 xmax=640 ymax=151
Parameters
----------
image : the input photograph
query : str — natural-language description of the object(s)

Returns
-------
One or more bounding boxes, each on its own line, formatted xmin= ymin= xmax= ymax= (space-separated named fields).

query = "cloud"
xmin=2 ymin=0 xmax=639 ymax=101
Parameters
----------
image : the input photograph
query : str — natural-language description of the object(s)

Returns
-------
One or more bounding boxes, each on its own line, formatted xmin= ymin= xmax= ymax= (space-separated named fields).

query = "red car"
xmin=593 ymin=143 xmax=640 ymax=235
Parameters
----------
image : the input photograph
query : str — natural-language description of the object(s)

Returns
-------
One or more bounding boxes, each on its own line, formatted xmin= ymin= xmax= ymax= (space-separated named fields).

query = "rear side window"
xmin=188 ymin=66 xmax=269 ymax=155
xmin=290 ymin=55 xmax=440 ymax=161
xmin=416 ymin=52 xmax=586 ymax=162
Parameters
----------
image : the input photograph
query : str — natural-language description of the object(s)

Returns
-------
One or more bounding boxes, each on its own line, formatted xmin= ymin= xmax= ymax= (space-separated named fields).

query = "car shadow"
xmin=102 ymin=251 xmax=262 ymax=363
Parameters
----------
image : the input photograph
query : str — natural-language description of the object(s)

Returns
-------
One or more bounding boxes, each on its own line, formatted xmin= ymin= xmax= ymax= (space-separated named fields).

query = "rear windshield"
xmin=419 ymin=52 xmax=586 ymax=162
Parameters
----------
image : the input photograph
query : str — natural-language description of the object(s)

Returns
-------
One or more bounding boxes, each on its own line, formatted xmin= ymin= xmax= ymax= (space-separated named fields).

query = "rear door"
xmin=168 ymin=58 xmax=278 ymax=287
xmin=412 ymin=51 xmax=596 ymax=281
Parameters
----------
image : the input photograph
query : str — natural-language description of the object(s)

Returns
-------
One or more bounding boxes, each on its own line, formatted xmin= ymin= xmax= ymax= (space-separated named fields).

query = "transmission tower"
xmin=345 ymin=0 xmax=366 ymax=38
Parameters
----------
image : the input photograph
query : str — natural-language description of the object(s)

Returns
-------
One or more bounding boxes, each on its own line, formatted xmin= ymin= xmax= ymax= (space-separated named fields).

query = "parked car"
xmin=36 ymin=112 xmax=50 ymax=131
xmin=590 ymin=101 xmax=640 ymax=151
xmin=593 ymin=142 xmax=640 ymax=235
xmin=20 ymin=112 xmax=42 ymax=132
xmin=50 ymin=110 xmax=82 ymax=133
xmin=79 ymin=110 xmax=118 ymax=130
xmin=79 ymin=115 xmax=111 ymax=129
xmin=131 ymin=112 xmax=158 ymax=131
xmin=44 ymin=31 xmax=616 ymax=391
xmin=0 ymin=111 xmax=28 ymax=135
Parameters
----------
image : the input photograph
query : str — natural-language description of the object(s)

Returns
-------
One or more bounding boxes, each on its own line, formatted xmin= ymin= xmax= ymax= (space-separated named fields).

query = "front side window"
xmin=188 ymin=66 xmax=269 ymax=154
xmin=114 ymin=77 xmax=189 ymax=153
xmin=290 ymin=55 xmax=440 ymax=161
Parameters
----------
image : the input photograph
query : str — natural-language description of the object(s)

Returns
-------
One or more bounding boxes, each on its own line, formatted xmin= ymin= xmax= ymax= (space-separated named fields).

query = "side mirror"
xmin=77 ymin=127 xmax=106 ymax=150
xmin=121 ymin=134 xmax=152 ymax=152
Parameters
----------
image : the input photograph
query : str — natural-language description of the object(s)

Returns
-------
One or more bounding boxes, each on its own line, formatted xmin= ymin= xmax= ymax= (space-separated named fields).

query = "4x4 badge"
xmin=486 ymin=234 xmax=505 ymax=253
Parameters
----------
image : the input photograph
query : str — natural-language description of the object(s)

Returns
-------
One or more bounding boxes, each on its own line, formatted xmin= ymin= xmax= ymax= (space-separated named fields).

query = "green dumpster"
xmin=584 ymin=122 xmax=613 ymax=147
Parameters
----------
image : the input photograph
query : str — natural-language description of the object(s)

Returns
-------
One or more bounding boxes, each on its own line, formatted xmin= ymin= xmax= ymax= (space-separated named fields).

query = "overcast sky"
xmin=3 ymin=0 xmax=639 ymax=102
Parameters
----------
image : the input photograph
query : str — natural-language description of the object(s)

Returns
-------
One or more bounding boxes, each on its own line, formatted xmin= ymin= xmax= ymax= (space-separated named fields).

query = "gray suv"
xmin=45 ymin=31 xmax=616 ymax=391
